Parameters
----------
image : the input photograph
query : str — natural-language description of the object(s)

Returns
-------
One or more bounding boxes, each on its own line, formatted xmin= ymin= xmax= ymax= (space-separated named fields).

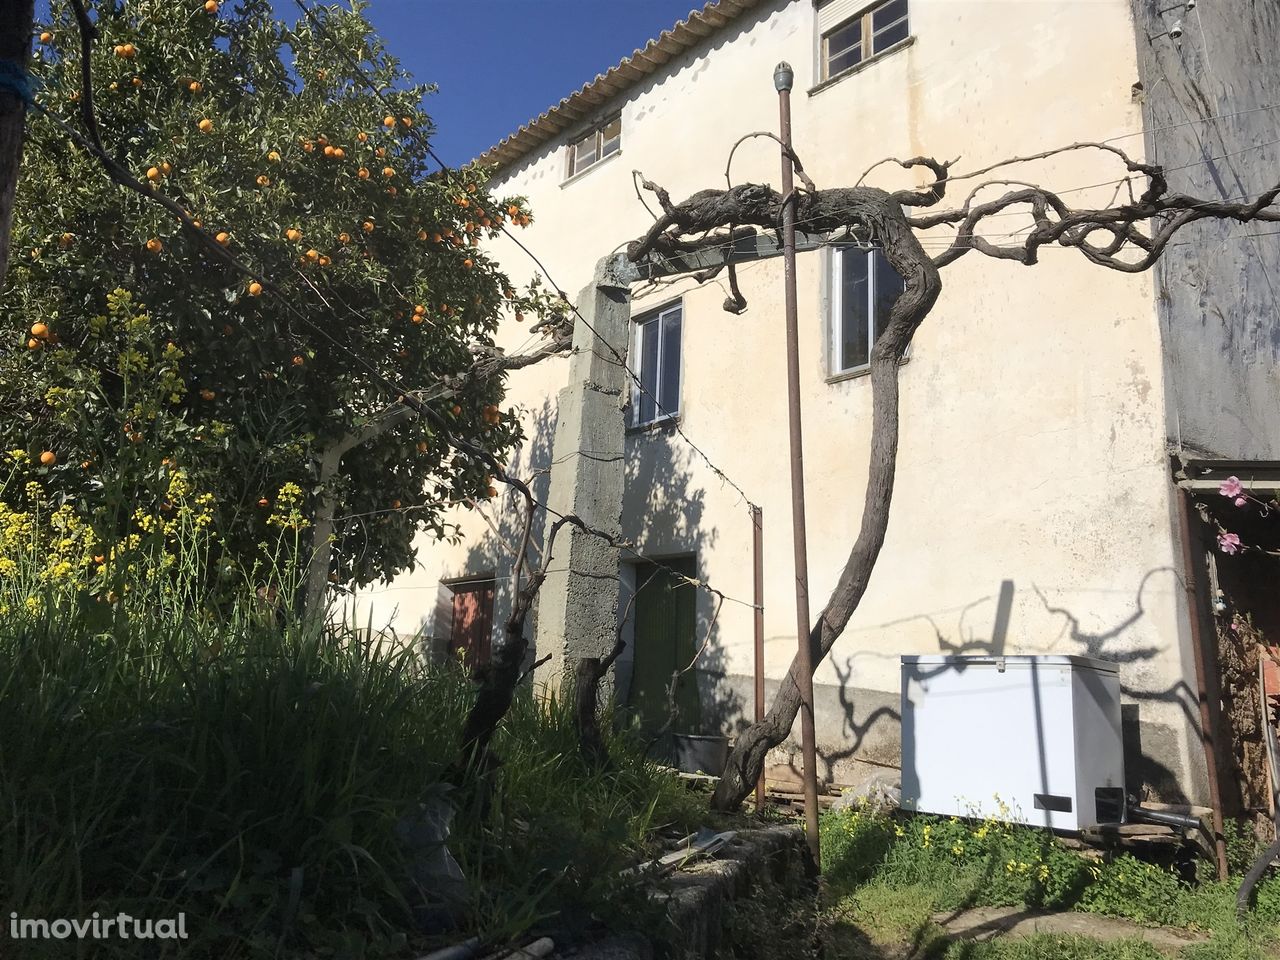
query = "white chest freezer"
xmin=900 ymin=655 xmax=1125 ymax=831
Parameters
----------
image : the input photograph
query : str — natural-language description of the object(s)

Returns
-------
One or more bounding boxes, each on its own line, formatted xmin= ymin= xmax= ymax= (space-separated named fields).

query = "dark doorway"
xmin=449 ymin=580 xmax=494 ymax=670
xmin=628 ymin=557 xmax=702 ymax=734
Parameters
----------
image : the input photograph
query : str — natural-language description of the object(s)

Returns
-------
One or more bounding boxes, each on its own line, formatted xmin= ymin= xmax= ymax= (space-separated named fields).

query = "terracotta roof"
xmin=470 ymin=0 xmax=766 ymax=173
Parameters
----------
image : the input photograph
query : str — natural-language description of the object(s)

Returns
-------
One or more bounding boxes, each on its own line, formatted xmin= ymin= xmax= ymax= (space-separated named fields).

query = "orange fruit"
xmin=200 ymin=388 xmax=216 ymax=400
xmin=515 ymin=311 xmax=524 ymax=322
xmin=463 ymin=258 xmax=473 ymax=269
xmin=26 ymin=339 xmax=39 ymax=350
xmin=382 ymin=166 xmax=394 ymax=178
xmin=486 ymin=486 xmax=498 ymax=498
xmin=386 ymin=186 xmax=397 ymax=196
xmin=317 ymin=135 xmax=329 ymax=145
xmin=431 ymin=232 xmax=442 ymax=243
xmin=146 ymin=238 xmax=163 ymax=253
xmin=188 ymin=80 xmax=202 ymax=93
xmin=357 ymin=167 xmax=369 ymax=180
xmin=146 ymin=166 xmax=161 ymax=181
xmin=391 ymin=499 xmax=401 ymax=509
xmin=302 ymin=141 xmax=314 ymax=152
xmin=285 ymin=228 xmax=301 ymax=242
xmin=323 ymin=145 xmax=335 ymax=157
xmin=257 ymin=497 xmax=269 ymax=507
xmin=508 ymin=205 xmax=519 ymax=216
xmin=39 ymin=31 xmax=52 ymax=43
xmin=58 ymin=232 xmax=73 ymax=248
xmin=204 ymin=0 xmax=219 ymax=11
xmin=305 ymin=249 xmax=319 ymax=262
xmin=357 ymin=131 xmax=368 ymax=143
xmin=215 ymin=231 xmax=230 ymax=245
xmin=291 ymin=355 xmax=304 ymax=366
xmin=382 ymin=116 xmax=395 ymax=128
xmin=361 ymin=221 xmax=374 ymax=233
xmin=416 ymin=441 xmax=428 ymax=453
xmin=338 ymin=232 xmax=350 ymax=244
xmin=267 ymin=150 xmax=280 ymax=162
xmin=333 ymin=147 xmax=345 ymax=159
xmin=256 ymin=175 xmax=270 ymax=186
xmin=450 ymin=404 xmax=462 ymax=415
xmin=401 ymin=116 xmax=412 ymax=128
xmin=38 ymin=451 xmax=55 ymax=466
xmin=30 ymin=322 xmax=48 ymax=338
xmin=162 ymin=161 xmax=172 ymax=173
xmin=131 ymin=76 xmax=142 ymax=88
xmin=198 ymin=118 xmax=213 ymax=133
xmin=411 ymin=315 xmax=424 ymax=325
xmin=222 ymin=324 xmax=233 ymax=335
xmin=466 ymin=183 xmax=476 ymax=194
xmin=247 ymin=281 xmax=262 ymax=296
xmin=417 ymin=229 xmax=428 ymax=241
xmin=319 ymin=255 xmax=331 ymax=266
xmin=375 ymin=147 xmax=386 ymax=158
xmin=414 ymin=304 xmax=425 ymax=314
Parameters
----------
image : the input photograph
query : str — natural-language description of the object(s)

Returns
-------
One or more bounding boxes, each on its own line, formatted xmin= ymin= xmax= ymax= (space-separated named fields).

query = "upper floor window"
xmin=631 ymin=303 xmax=682 ymax=427
xmin=831 ymin=246 xmax=904 ymax=375
xmin=819 ymin=0 xmax=909 ymax=81
xmin=566 ymin=116 xmax=621 ymax=179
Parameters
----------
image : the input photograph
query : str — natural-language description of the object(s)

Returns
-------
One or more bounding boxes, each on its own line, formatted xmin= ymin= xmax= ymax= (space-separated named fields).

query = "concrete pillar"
xmin=533 ymin=254 xmax=635 ymax=692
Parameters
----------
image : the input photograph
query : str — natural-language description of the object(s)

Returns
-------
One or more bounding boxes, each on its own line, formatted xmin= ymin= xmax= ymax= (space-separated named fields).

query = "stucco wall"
xmin=1128 ymin=0 xmax=1280 ymax=461
xmin=353 ymin=0 xmax=1213 ymax=802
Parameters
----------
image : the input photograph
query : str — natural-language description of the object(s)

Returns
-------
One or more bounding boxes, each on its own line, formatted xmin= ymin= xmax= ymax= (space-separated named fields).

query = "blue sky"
xmin=281 ymin=0 xmax=707 ymax=166
xmin=35 ymin=1 xmax=710 ymax=166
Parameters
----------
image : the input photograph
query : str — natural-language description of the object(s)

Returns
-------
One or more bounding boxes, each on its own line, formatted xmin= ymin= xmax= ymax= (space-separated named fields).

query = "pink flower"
xmin=1219 ymin=476 xmax=1244 ymax=498
xmin=1217 ymin=532 xmax=1241 ymax=555
xmin=1235 ymin=496 xmax=1247 ymax=508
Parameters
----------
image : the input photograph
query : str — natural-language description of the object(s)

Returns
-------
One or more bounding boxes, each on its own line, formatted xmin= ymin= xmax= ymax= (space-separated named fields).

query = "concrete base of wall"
xmin=702 ymin=672 xmax=1199 ymax=805
xmin=570 ymin=826 xmax=816 ymax=960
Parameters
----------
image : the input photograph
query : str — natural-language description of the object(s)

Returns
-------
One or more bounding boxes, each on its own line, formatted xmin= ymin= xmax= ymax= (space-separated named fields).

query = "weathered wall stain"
xmin=1130 ymin=0 xmax=1280 ymax=459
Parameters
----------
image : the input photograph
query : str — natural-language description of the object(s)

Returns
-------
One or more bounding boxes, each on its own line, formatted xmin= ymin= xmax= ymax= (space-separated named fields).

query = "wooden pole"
xmin=775 ymin=60 xmax=821 ymax=867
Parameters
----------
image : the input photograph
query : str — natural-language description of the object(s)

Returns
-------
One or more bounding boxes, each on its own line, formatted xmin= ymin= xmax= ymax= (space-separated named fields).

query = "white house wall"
xmin=353 ymin=0 xmax=1211 ymax=803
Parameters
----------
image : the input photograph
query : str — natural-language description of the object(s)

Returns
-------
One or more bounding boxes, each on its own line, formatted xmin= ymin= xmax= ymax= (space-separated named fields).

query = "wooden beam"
xmin=631 ymin=229 xmax=827 ymax=280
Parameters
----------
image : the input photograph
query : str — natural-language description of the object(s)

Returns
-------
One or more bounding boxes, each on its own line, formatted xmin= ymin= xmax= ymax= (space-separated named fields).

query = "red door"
xmin=450 ymin=581 xmax=494 ymax=669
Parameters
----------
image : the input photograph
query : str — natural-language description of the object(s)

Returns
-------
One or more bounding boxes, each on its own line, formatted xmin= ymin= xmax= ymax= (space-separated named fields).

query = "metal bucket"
xmin=672 ymin=734 xmax=729 ymax=776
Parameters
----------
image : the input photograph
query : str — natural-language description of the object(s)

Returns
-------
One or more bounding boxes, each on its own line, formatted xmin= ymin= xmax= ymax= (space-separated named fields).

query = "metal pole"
xmin=1175 ymin=487 xmax=1229 ymax=880
xmin=774 ymin=61 xmax=821 ymax=867
xmin=752 ymin=505 xmax=766 ymax=813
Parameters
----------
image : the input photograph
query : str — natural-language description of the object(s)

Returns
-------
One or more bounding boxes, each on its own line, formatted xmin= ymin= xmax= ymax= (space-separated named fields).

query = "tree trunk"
xmin=573 ymin=656 xmax=612 ymax=770
xmin=711 ymin=218 xmax=941 ymax=811
xmin=0 ymin=0 xmax=35 ymax=285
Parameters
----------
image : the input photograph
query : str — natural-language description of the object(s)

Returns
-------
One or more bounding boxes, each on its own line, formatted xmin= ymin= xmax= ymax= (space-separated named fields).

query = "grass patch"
xmin=818 ymin=804 xmax=1280 ymax=960
xmin=0 ymin=591 xmax=703 ymax=958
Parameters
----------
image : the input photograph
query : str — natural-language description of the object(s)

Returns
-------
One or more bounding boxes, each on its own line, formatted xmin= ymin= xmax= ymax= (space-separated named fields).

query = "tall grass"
xmin=0 ymin=536 xmax=700 ymax=957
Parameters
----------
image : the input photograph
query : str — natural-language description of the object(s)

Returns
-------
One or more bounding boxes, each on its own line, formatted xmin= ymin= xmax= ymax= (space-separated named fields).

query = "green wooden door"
xmin=629 ymin=557 xmax=702 ymax=734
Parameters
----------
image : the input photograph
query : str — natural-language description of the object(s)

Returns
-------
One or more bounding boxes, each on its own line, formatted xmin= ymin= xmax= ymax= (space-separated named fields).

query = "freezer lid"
xmin=900 ymin=654 xmax=1119 ymax=675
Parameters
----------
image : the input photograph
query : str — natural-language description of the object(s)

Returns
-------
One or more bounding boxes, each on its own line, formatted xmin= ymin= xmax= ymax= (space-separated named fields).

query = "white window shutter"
xmin=816 ymin=0 xmax=864 ymax=34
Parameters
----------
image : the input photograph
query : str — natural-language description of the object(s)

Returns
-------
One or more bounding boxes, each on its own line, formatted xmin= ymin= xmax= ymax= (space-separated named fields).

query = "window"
xmin=565 ymin=116 xmax=621 ymax=179
xmin=830 ymin=246 xmax=904 ymax=375
xmin=820 ymin=0 xmax=909 ymax=80
xmin=448 ymin=579 xmax=494 ymax=670
xmin=631 ymin=303 xmax=682 ymax=427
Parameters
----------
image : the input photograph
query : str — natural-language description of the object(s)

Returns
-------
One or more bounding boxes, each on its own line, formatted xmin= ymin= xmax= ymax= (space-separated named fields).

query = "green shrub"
xmin=820 ymin=805 xmax=895 ymax=888
xmin=1078 ymin=854 xmax=1185 ymax=925
xmin=0 ymin=581 xmax=698 ymax=958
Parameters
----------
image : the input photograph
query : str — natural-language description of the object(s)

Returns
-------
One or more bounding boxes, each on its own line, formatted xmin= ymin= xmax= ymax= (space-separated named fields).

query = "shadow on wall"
xmin=422 ymin=399 xmax=560 ymax=665
xmin=616 ymin=428 xmax=745 ymax=756
xmin=774 ymin=569 xmax=1191 ymax=800
xmin=433 ymin=397 xmax=746 ymax=755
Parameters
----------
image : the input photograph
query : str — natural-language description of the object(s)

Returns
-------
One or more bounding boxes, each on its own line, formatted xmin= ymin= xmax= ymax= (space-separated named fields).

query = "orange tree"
xmin=0 ymin=0 xmax=559 ymax=605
